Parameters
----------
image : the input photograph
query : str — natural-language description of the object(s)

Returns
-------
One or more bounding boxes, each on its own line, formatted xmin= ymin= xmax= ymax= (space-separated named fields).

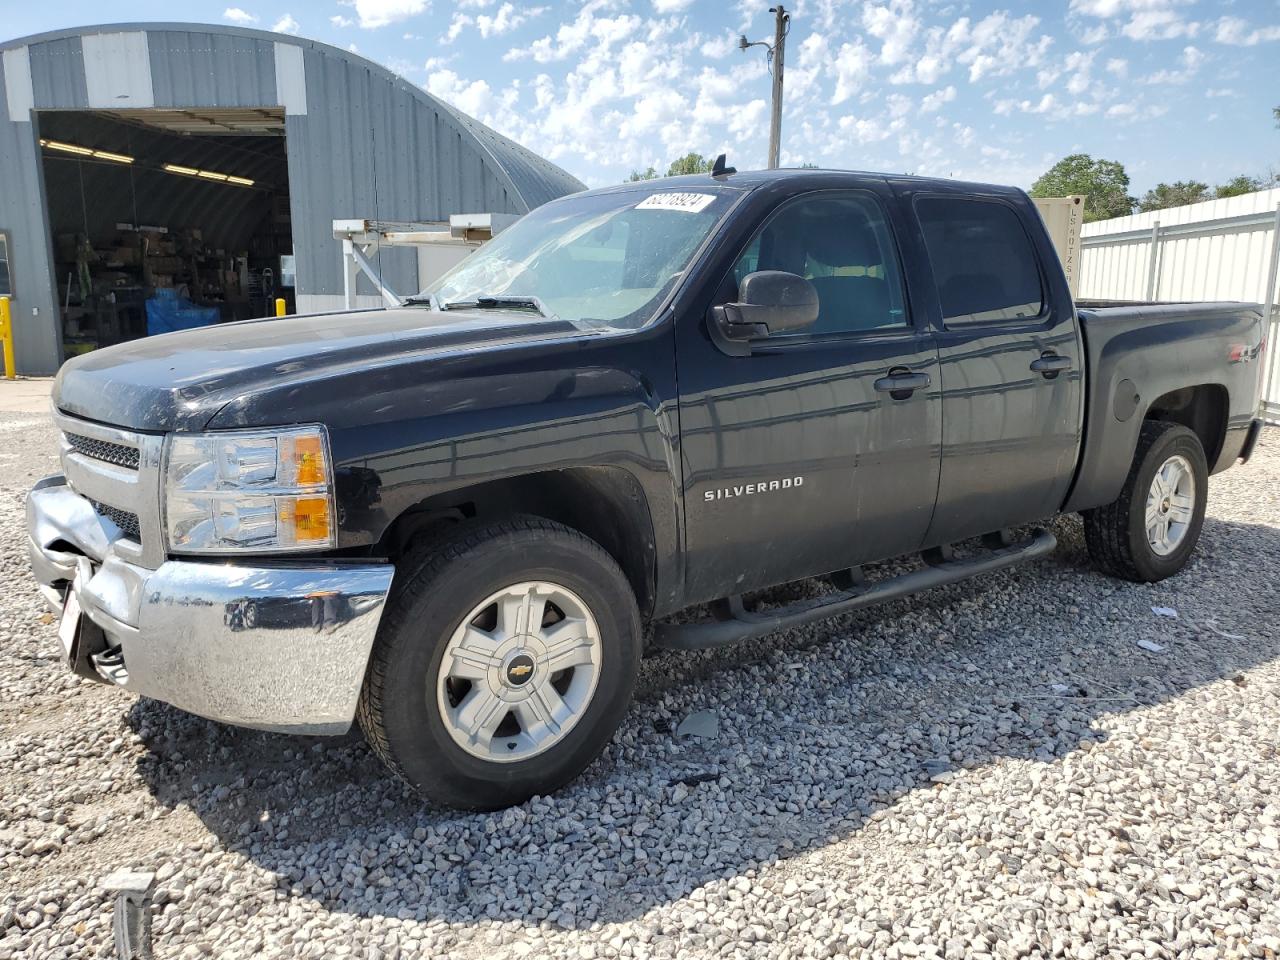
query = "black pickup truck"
xmin=28 ymin=168 xmax=1265 ymax=810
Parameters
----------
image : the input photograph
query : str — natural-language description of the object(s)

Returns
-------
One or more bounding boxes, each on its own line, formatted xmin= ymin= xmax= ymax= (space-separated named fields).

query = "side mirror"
xmin=712 ymin=270 xmax=819 ymax=343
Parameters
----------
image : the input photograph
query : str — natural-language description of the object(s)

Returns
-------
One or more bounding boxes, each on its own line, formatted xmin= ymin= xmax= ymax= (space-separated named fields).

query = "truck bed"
xmin=1065 ymin=300 xmax=1265 ymax=513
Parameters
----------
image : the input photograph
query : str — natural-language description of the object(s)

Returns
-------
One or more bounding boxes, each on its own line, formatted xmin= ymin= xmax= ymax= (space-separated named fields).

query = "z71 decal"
xmin=704 ymin=476 xmax=805 ymax=502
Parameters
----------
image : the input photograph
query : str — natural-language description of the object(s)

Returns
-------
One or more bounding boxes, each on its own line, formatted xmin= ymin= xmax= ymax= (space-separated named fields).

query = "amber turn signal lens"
xmin=284 ymin=497 xmax=331 ymax=542
xmin=294 ymin=435 xmax=326 ymax=486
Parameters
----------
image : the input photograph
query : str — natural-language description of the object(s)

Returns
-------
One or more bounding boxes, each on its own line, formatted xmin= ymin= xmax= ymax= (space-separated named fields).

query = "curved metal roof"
xmin=1 ymin=21 xmax=586 ymax=210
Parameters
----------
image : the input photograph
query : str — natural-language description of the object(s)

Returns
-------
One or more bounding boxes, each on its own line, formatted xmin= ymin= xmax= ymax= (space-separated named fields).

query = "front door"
xmin=677 ymin=187 xmax=942 ymax=604
xmin=906 ymin=192 xmax=1084 ymax=546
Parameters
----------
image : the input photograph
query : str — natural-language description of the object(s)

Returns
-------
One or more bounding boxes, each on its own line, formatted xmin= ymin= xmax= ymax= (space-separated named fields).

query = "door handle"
xmin=1030 ymin=353 xmax=1072 ymax=379
xmin=874 ymin=370 xmax=931 ymax=400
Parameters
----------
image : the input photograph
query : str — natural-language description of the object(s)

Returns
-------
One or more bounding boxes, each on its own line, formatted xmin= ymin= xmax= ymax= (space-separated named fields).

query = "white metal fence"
xmin=1079 ymin=188 xmax=1280 ymax=420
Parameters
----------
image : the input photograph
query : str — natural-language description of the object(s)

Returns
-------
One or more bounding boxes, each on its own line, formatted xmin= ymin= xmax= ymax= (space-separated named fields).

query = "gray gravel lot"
xmin=2 ymin=402 xmax=1279 ymax=960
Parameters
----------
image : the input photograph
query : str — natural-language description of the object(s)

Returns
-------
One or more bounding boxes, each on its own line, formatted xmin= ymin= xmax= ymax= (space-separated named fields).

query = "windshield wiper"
xmin=441 ymin=295 xmax=553 ymax=318
xmin=401 ymin=294 xmax=438 ymax=308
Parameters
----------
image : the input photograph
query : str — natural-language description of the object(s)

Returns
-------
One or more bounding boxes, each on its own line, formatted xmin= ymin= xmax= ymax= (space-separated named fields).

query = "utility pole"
xmin=739 ymin=5 xmax=790 ymax=169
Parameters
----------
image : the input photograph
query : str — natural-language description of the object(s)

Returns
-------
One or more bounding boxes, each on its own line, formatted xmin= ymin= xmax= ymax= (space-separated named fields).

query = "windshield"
xmin=415 ymin=186 xmax=739 ymax=332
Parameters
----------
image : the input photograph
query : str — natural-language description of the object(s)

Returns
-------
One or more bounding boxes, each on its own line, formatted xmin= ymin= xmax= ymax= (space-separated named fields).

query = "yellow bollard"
xmin=0 ymin=296 xmax=14 ymax=380
xmin=274 ymin=298 xmax=287 ymax=318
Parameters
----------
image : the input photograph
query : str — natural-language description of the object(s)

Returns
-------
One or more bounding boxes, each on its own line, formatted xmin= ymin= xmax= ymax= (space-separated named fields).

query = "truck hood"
xmin=53 ymin=307 xmax=585 ymax=432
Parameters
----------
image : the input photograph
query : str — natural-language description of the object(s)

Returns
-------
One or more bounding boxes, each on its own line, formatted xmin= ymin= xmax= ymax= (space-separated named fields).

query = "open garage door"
xmin=36 ymin=107 xmax=292 ymax=355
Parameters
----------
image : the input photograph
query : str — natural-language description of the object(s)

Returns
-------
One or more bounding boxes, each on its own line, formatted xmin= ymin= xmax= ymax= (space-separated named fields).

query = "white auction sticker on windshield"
xmin=635 ymin=192 xmax=716 ymax=213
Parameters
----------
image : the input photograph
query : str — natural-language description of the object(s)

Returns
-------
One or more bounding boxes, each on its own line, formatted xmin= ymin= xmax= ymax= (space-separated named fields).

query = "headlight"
xmin=163 ymin=426 xmax=336 ymax=554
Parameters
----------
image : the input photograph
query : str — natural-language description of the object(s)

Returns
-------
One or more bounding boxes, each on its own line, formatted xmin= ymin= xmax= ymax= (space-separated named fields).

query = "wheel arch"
xmin=376 ymin=466 xmax=659 ymax=619
xmin=1142 ymin=383 xmax=1229 ymax=472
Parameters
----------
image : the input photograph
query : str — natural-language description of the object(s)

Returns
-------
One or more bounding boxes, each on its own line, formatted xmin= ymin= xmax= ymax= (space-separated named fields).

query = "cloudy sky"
xmin=7 ymin=1 xmax=1280 ymax=191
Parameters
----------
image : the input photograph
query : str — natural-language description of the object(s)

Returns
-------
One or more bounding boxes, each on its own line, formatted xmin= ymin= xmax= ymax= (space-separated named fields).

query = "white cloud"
xmin=331 ymin=14 xmax=355 ymax=28
xmin=1123 ymin=9 xmax=1198 ymax=41
xmin=862 ymin=0 xmax=921 ymax=66
xmin=699 ymin=30 xmax=739 ymax=59
xmin=883 ymin=9 xmax=1053 ymax=85
xmin=272 ymin=14 xmax=300 ymax=35
xmin=1214 ymin=16 xmax=1280 ymax=46
xmin=354 ymin=0 xmax=428 ymax=29
xmin=919 ymin=85 xmax=956 ymax=112
xmin=1038 ymin=50 xmax=1095 ymax=94
xmin=444 ymin=14 xmax=471 ymax=42
xmin=426 ymin=68 xmax=498 ymax=117
xmin=475 ymin=3 xmax=544 ymax=38
xmin=831 ymin=40 xmax=871 ymax=105
xmin=995 ymin=93 xmax=1057 ymax=116
xmin=222 ymin=7 xmax=257 ymax=24
xmin=446 ymin=7 xmax=536 ymax=43
xmin=509 ymin=5 xmax=642 ymax=63
xmin=838 ymin=114 xmax=900 ymax=144
xmin=1069 ymin=0 xmax=1200 ymax=42
xmin=1079 ymin=23 xmax=1109 ymax=44
xmin=1105 ymin=100 xmax=1168 ymax=121
xmin=1142 ymin=44 xmax=1204 ymax=84
xmin=404 ymin=0 xmax=1232 ymax=188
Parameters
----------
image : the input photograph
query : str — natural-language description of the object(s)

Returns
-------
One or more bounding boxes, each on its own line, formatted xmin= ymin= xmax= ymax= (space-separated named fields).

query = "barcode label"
xmin=635 ymin=193 xmax=716 ymax=213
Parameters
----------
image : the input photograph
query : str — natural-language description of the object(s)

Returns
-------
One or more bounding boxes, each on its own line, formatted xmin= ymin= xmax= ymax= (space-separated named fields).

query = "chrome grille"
xmin=54 ymin=411 xmax=166 ymax=569
xmin=64 ymin=432 xmax=140 ymax=470
xmin=91 ymin=500 xmax=142 ymax=541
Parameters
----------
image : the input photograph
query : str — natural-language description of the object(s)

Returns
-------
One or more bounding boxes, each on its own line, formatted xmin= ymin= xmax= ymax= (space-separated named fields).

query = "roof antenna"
xmin=710 ymin=153 xmax=736 ymax=179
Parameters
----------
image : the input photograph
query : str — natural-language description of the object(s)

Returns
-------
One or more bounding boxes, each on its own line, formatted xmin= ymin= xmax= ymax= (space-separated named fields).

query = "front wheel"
xmin=357 ymin=517 xmax=641 ymax=810
xmin=1082 ymin=421 xmax=1208 ymax=583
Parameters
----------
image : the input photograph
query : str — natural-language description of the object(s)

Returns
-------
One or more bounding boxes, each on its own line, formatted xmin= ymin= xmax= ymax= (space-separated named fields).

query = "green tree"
xmin=1215 ymin=175 xmax=1262 ymax=198
xmin=1030 ymin=154 xmax=1135 ymax=222
xmin=665 ymin=152 xmax=714 ymax=176
xmin=626 ymin=167 xmax=659 ymax=182
xmin=1138 ymin=180 xmax=1211 ymax=212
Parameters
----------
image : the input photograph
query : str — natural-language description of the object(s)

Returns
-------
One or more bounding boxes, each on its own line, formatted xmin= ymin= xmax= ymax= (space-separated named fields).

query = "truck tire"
xmin=357 ymin=516 xmax=641 ymax=810
xmin=1082 ymin=421 xmax=1208 ymax=583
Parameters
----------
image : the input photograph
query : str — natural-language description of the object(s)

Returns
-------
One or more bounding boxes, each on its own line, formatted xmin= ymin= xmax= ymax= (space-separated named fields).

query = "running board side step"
xmin=653 ymin=528 xmax=1057 ymax=651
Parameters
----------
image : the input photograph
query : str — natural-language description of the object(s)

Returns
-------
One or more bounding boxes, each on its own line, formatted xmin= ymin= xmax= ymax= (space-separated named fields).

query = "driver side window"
xmin=732 ymin=194 xmax=908 ymax=336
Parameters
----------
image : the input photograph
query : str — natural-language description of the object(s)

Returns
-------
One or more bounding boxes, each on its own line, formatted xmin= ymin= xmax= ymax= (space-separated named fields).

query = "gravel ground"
xmin=2 ymin=402 xmax=1279 ymax=960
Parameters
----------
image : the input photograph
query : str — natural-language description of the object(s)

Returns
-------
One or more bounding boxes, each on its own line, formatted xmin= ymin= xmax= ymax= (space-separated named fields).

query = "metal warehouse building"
xmin=0 ymin=22 xmax=584 ymax=374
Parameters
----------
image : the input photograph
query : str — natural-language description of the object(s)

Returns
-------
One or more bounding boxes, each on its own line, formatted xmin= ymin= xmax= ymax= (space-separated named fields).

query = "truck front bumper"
xmin=26 ymin=475 xmax=395 ymax=735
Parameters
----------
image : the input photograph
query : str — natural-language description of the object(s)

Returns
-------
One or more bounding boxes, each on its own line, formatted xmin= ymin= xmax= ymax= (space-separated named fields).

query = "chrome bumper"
xmin=26 ymin=475 xmax=395 ymax=735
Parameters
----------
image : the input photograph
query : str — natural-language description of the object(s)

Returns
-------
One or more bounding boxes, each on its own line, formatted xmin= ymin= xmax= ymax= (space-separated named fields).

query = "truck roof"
xmin=590 ymin=167 xmax=1030 ymax=199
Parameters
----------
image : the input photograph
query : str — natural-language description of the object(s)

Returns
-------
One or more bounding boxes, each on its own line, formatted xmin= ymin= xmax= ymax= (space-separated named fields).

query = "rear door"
xmin=676 ymin=186 xmax=942 ymax=603
xmin=899 ymin=189 xmax=1084 ymax=546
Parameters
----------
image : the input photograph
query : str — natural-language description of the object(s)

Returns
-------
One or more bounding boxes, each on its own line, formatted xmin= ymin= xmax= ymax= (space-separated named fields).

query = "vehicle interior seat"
xmin=800 ymin=213 xmax=892 ymax=334
xmin=745 ymin=202 xmax=897 ymax=335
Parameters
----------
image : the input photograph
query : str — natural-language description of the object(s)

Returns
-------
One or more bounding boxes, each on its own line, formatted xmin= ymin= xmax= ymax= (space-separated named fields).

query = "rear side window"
xmin=916 ymin=197 xmax=1043 ymax=325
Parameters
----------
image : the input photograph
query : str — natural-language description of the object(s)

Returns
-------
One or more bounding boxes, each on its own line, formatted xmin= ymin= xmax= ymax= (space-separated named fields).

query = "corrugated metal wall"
xmin=0 ymin=51 xmax=61 ymax=373
xmin=0 ymin=23 xmax=585 ymax=374
xmin=1080 ymin=189 xmax=1280 ymax=418
xmin=1080 ymin=189 xmax=1280 ymax=302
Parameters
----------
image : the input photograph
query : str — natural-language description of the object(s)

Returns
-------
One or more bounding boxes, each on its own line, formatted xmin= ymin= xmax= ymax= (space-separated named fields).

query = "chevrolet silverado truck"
xmin=27 ymin=167 xmax=1266 ymax=810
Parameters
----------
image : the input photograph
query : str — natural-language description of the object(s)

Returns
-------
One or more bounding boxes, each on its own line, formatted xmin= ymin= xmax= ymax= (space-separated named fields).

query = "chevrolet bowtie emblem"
xmin=509 ymin=664 xmax=532 ymax=677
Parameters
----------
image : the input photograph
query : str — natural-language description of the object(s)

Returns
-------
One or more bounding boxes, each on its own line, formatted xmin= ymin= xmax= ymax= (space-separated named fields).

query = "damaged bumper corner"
xmin=26 ymin=475 xmax=395 ymax=735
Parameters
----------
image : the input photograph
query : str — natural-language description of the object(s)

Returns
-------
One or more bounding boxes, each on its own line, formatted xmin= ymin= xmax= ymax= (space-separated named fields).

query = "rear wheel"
xmin=357 ymin=517 xmax=641 ymax=810
xmin=1082 ymin=421 xmax=1208 ymax=582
